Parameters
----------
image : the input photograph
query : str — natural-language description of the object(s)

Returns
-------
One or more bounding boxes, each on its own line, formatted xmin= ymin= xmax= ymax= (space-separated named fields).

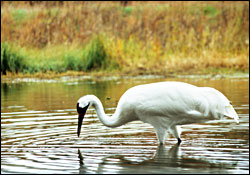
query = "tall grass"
xmin=1 ymin=1 xmax=249 ymax=75
xmin=1 ymin=43 xmax=26 ymax=74
xmin=83 ymin=36 xmax=108 ymax=71
xmin=1 ymin=36 xmax=118 ymax=74
xmin=63 ymin=36 xmax=113 ymax=72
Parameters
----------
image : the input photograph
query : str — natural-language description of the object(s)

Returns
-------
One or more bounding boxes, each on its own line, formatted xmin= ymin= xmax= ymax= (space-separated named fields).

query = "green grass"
xmin=12 ymin=9 xmax=27 ymax=22
xmin=83 ymin=36 xmax=109 ymax=71
xmin=1 ymin=35 xmax=119 ymax=74
xmin=1 ymin=43 xmax=26 ymax=74
xmin=203 ymin=5 xmax=219 ymax=17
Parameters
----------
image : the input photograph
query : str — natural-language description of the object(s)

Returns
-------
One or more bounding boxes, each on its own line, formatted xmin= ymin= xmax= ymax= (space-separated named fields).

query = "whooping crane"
xmin=77 ymin=81 xmax=239 ymax=145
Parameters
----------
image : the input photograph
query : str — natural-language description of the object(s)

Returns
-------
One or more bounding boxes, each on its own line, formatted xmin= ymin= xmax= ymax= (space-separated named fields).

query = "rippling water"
xmin=1 ymin=77 xmax=249 ymax=174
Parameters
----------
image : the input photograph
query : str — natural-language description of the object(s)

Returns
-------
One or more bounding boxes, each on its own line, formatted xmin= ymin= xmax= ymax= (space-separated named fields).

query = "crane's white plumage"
xmin=77 ymin=81 xmax=239 ymax=145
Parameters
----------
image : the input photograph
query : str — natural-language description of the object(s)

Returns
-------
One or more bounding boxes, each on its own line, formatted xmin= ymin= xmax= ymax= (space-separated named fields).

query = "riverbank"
xmin=1 ymin=70 xmax=249 ymax=84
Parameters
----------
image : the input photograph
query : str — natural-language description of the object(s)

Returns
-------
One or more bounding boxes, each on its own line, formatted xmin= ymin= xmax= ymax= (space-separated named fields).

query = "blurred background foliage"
xmin=1 ymin=1 xmax=249 ymax=76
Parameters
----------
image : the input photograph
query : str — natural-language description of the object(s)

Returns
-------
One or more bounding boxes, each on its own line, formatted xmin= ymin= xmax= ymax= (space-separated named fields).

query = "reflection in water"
xmin=77 ymin=144 xmax=237 ymax=174
xmin=1 ymin=77 xmax=249 ymax=174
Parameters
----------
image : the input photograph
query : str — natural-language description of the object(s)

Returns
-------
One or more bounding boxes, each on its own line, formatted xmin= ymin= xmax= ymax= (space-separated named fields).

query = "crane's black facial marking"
xmin=77 ymin=102 xmax=90 ymax=114
xmin=77 ymin=102 xmax=90 ymax=137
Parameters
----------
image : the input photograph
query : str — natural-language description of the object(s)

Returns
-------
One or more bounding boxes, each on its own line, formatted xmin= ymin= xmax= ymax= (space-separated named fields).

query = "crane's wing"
xmin=127 ymin=82 xmax=208 ymax=121
xmin=126 ymin=82 xmax=238 ymax=124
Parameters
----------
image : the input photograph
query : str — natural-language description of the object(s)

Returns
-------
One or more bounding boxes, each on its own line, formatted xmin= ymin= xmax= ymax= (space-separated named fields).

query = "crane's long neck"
xmin=91 ymin=95 xmax=129 ymax=128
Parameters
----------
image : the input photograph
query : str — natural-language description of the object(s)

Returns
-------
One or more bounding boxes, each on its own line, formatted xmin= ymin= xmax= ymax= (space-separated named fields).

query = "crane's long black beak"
xmin=77 ymin=103 xmax=90 ymax=137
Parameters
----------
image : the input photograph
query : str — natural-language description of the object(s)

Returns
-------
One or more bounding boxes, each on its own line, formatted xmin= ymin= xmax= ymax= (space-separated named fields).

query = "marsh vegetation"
xmin=1 ymin=1 xmax=249 ymax=77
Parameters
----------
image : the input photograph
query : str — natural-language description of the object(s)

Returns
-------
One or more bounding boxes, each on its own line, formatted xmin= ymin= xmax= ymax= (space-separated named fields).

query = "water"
xmin=1 ymin=77 xmax=249 ymax=174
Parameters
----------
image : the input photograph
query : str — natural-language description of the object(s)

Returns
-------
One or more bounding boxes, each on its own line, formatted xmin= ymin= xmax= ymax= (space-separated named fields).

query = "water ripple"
xmin=1 ymin=78 xmax=249 ymax=174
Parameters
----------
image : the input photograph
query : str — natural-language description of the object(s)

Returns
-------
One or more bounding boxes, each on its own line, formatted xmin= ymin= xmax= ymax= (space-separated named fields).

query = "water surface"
xmin=1 ymin=77 xmax=249 ymax=174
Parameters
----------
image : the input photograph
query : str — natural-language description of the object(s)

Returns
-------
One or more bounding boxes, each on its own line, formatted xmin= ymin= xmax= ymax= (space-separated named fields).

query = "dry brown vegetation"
xmin=1 ymin=1 xmax=249 ymax=76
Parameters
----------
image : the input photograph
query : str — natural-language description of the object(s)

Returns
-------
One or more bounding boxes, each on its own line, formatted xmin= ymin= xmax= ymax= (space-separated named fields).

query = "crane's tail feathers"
xmin=224 ymin=105 xmax=239 ymax=123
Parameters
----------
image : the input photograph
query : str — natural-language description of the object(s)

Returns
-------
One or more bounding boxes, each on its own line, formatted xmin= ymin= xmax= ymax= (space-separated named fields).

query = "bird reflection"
xmin=78 ymin=144 xmax=236 ymax=174
xmin=78 ymin=149 xmax=89 ymax=174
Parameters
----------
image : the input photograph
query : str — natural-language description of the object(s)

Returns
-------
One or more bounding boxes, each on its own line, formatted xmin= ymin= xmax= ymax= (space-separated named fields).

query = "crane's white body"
xmin=77 ymin=81 xmax=239 ymax=144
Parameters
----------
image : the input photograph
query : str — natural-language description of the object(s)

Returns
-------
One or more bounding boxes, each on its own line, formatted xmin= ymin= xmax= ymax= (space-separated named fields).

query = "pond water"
xmin=1 ymin=76 xmax=249 ymax=174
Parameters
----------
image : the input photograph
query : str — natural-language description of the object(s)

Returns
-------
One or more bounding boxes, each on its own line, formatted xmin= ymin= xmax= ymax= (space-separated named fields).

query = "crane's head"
xmin=77 ymin=96 xmax=91 ymax=137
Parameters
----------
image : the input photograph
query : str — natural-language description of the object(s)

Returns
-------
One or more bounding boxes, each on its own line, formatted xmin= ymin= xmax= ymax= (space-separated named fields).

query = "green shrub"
xmin=203 ymin=5 xmax=219 ymax=17
xmin=121 ymin=6 xmax=133 ymax=16
xmin=12 ymin=9 xmax=27 ymax=22
xmin=1 ymin=43 xmax=26 ymax=74
xmin=83 ymin=36 xmax=109 ymax=71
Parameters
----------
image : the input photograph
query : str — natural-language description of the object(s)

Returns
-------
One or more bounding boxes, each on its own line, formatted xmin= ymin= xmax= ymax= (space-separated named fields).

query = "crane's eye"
xmin=229 ymin=101 xmax=232 ymax=105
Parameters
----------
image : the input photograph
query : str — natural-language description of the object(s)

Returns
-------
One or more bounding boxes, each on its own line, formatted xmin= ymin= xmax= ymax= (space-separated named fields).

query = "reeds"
xmin=1 ymin=1 xmax=249 ymax=75
xmin=1 ymin=36 xmax=117 ymax=74
xmin=1 ymin=43 xmax=26 ymax=75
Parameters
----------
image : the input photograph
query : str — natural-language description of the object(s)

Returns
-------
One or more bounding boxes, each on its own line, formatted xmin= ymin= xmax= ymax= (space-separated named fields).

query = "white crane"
xmin=77 ymin=81 xmax=239 ymax=145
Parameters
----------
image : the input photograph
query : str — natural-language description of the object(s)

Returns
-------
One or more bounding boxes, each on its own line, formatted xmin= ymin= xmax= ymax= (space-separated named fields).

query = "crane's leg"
xmin=169 ymin=125 xmax=182 ymax=144
xmin=154 ymin=127 xmax=167 ymax=145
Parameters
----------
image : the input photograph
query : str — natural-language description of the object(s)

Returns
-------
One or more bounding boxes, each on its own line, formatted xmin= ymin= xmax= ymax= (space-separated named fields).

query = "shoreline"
xmin=1 ymin=70 xmax=249 ymax=83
